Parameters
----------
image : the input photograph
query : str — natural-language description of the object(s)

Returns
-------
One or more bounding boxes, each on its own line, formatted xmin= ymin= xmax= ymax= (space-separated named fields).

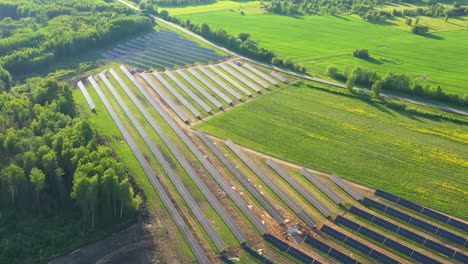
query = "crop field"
xmin=176 ymin=10 xmax=468 ymax=95
xmin=194 ymin=83 xmax=468 ymax=219
xmin=160 ymin=0 xmax=262 ymax=15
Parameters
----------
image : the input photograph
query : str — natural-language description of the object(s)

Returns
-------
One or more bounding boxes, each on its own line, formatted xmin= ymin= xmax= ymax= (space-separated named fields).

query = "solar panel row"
xmin=219 ymin=63 xmax=261 ymax=92
xmin=165 ymin=71 xmax=212 ymax=113
xmin=88 ymin=76 xmax=211 ymax=264
xmin=362 ymin=198 xmax=468 ymax=247
xmin=103 ymin=52 xmax=150 ymax=71
xmin=77 ymin=81 xmax=95 ymax=110
xmin=242 ymin=245 xmax=276 ymax=264
xmin=320 ymin=225 xmax=400 ymax=264
xmin=151 ymin=32 xmax=217 ymax=54
xmin=300 ymin=168 xmax=343 ymax=205
xmin=208 ymin=65 xmax=252 ymax=96
xmin=153 ymin=72 xmax=201 ymax=117
xmin=335 ymin=215 xmax=442 ymax=264
xmin=218 ymin=140 xmax=285 ymax=225
xmin=375 ymin=190 xmax=468 ymax=232
xmin=349 ymin=206 xmax=466 ymax=261
xmin=111 ymin=68 xmax=246 ymax=245
xmin=139 ymin=72 xmax=189 ymax=122
xmin=265 ymin=234 xmax=322 ymax=264
xmin=197 ymin=66 xmax=243 ymax=100
xmin=112 ymin=47 xmax=169 ymax=69
xmin=270 ymin=71 xmax=287 ymax=83
xmin=141 ymin=37 xmax=211 ymax=64
xmin=187 ymin=68 xmax=233 ymax=104
xmin=243 ymin=63 xmax=278 ymax=85
xmin=124 ymin=68 xmax=266 ymax=237
xmin=100 ymin=72 xmax=227 ymax=253
xmin=304 ymin=236 xmax=360 ymax=264
xmin=227 ymin=61 xmax=269 ymax=88
xmin=196 ymin=131 xmax=268 ymax=235
xmin=266 ymin=159 xmax=331 ymax=217
xmin=130 ymin=39 xmax=196 ymax=64
xmin=176 ymin=70 xmax=223 ymax=109
xmin=330 ymin=174 xmax=363 ymax=201
xmin=122 ymin=42 xmax=185 ymax=66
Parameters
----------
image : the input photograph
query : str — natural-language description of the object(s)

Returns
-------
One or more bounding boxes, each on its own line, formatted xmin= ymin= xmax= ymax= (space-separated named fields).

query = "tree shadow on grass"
xmin=364 ymin=57 xmax=383 ymax=65
xmin=332 ymin=15 xmax=350 ymax=21
xmin=421 ymin=33 xmax=444 ymax=40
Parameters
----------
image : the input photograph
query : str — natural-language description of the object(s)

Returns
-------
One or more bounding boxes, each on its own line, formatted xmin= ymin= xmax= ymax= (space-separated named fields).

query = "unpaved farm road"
xmin=118 ymin=0 xmax=467 ymax=116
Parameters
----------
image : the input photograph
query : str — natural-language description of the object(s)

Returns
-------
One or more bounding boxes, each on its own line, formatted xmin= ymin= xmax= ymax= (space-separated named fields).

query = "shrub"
xmin=353 ymin=48 xmax=369 ymax=59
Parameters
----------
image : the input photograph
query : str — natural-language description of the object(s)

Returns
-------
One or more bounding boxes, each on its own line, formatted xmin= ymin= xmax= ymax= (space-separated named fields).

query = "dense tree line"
xmin=0 ymin=0 xmax=155 ymax=76
xmin=326 ymin=65 xmax=468 ymax=105
xmin=0 ymin=78 xmax=140 ymax=263
xmin=263 ymin=0 xmax=467 ymax=26
xmin=156 ymin=10 xmax=307 ymax=72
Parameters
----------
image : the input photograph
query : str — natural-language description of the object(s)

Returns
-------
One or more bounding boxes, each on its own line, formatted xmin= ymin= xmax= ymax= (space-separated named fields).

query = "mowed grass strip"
xmin=194 ymin=84 xmax=468 ymax=219
xmin=179 ymin=11 xmax=468 ymax=94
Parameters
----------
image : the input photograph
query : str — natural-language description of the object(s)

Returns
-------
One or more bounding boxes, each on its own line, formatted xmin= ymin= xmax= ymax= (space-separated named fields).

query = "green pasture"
xmin=176 ymin=10 xmax=468 ymax=95
xmin=194 ymin=83 xmax=468 ymax=219
xmin=161 ymin=0 xmax=262 ymax=15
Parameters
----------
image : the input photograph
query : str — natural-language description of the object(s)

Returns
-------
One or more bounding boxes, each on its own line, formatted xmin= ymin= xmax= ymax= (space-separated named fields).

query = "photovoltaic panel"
xmin=219 ymin=63 xmax=261 ymax=92
xmin=177 ymin=70 xmax=223 ymax=109
xmin=141 ymin=37 xmax=211 ymax=63
xmin=242 ymin=245 xmax=275 ymax=264
xmin=330 ymin=174 xmax=363 ymax=200
xmin=207 ymin=65 xmax=252 ymax=96
xmin=304 ymin=236 xmax=360 ymax=264
xmin=131 ymin=40 xmax=196 ymax=64
xmin=227 ymin=61 xmax=270 ymax=88
xmin=165 ymin=71 xmax=212 ymax=113
xmin=144 ymin=35 xmax=221 ymax=61
xmin=270 ymin=71 xmax=287 ymax=82
xmin=375 ymin=189 xmax=468 ymax=232
xmin=187 ymin=68 xmax=233 ymax=104
xmin=153 ymin=72 xmax=201 ymax=117
xmin=110 ymin=69 xmax=246 ymax=245
xmin=243 ymin=63 xmax=278 ymax=85
xmin=77 ymin=81 xmax=95 ymax=110
xmin=197 ymin=66 xmax=243 ymax=100
xmin=300 ymin=168 xmax=343 ymax=204
xmin=120 ymin=54 xmax=165 ymax=70
xmin=220 ymin=254 xmax=235 ymax=264
xmin=265 ymin=234 xmax=322 ymax=264
xmin=100 ymin=72 xmax=227 ymax=253
xmin=138 ymin=72 xmax=189 ymax=122
xmin=150 ymin=32 xmax=217 ymax=53
xmin=89 ymin=75 xmax=211 ymax=264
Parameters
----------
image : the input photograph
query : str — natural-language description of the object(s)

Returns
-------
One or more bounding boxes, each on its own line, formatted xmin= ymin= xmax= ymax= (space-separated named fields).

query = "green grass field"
xmin=173 ymin=9 xmax=468 ymax=95
xmin=194 ymin=83 xmax=468 ymax=219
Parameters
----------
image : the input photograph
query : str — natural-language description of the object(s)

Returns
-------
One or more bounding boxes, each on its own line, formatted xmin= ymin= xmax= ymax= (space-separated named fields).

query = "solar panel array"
xmin=227 ymin=61 xmax=270 ymax=88
xmin=362 ymin=198 xmax=468 ymax=247
xmin=220 ymin=254 xmax=235 ymax=264
xmin=303 ymin=236 xmax=360 ymax=264
xmin=219 ymin=63 xmax=261 ymax=92
xmin=300 ymin=168 xmax=343 ymax=205
xmin=270 ymin=71 xmax=287 ymax=83
xmin=243 ymin=63 xmax=278 ymax=85
xmin=153 ymin=72 xmax=201 ymax=117
xmin=266 ymin=159 xmax=332 ymax=217
xmin=165 ymin=70 xmax=212 ymax=113
xmin=349 ymin=206 xmax=468 ymax=263
xmin=110 ymin=69 xmax=247 ymax=245
xmin=102 ymin=30 xmax=223 ymax=70
xmin=330 ymin=174 xmax=363 ymax=201
xmin=120 ymin=67 xmax=267 ymax=236
xmin=176 ymin=70 xmax=223 ymax=109
xmin=265 ymin=234 xmax=322 ymax=264
xmin=88 ymin=76 xmax=211 ymax=264
xmin=320 ymin=225 xmax=400 ymax=264
xmin=375 ymin=190 xmax=468 ymax=232
xmin=198 ymin=137 xmax=284 ymax=225
xmin=77 ymin=81 xmax=95 ymax=110
xmin=188 ymin=68 xmax=233 ymax=104
xmin=208 ymin=65 xmax=252 ymax=96
xmin=242 ymin=245 xmax=276 ymax=264
xmin=99 ymin=72 xmax=226 ymax=253
xmin=197 ymin=131 xmax=268 ymax=235
xmin=138 ymin=72 xmax=189 ymax=122
xmin=198 ymin=66 xmax=242 ymax=100
xmin=335 ymin=215 xmax=442 ymax=264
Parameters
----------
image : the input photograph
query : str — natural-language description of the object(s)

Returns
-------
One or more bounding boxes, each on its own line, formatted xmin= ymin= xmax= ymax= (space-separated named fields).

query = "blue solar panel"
xmin=409 ymin=217 xmax=439 ymax=233
xmin=220 ymin=254 xmax=235 ymax=264
xmin=368 ymin=250 xmax=400 ymax=264
xmin=266 ymin=234 xmax=321 ymax=264
xmin=398 ymin=198 xmax=423 ymax=213
xmin=373 ymin=217 xmax=399 ymax=233
xmin=448 ymin=218 xmax=468 ymax=232
xmin=304 ymin=236 xmax=331 ymax=254
xmin=344 ymin=237 xmax=372 ymax=255
xmin=145 ymin=35 xmax=220 ymax=60
xmin=421 ymin=208 xmax=450 ymax=223
xmin=362 ymin=198 xmax=387 ymax=211
xmin=349 ymin=206 xmax=374 ymax=221
xmin=120 ymin=55 xmax=164 ymax=70
xmin=358 ymin=226 xmax=386 ymax=244
xmin=129 ymin=39 xmax=195 ymax=64
xmin=242 ymin=245 xmax=275 ymax=264
xmin=125 ymin=52 xmax=174 ymax=68
xmin=411 ymin=251 xmax=442 ymax=264
xmin=424 ymin=240 xmax=455 ymax=257
xmin=375 ymin=189 xmax=399 ymax=203
xmin=329 ymin=248 xmax=360 ymax=264
xmin=435 ymin=228 xmax=467 ymax=246
xmin=122 ymin=42 xmax=186 ymax=66
xmin=152 ymin=31 xmax=216 ymax=53
xmin=336 ymin=215 xmax=360 ymax=231
xmin=321 ymin=225 xmax=346 ymax=242
xmin=396 ymin=229 xmax=426 ymax=244
xmin=141 ymin=38 xmax=211 ymax=63
xmin=454 ymin=252 xmax=468 ymax=263
xmin=383 ymin=239 xmax=413 ymax=257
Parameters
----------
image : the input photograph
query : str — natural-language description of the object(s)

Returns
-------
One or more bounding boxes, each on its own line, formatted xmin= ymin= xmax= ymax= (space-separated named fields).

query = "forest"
xmin=0 ymin=0 xmax=154 ymax=78
xmin=0 ymin=77 xmax=141 ymax=263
